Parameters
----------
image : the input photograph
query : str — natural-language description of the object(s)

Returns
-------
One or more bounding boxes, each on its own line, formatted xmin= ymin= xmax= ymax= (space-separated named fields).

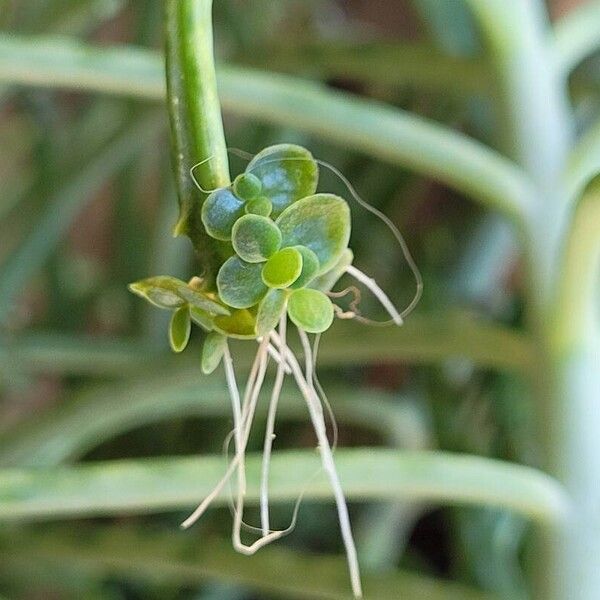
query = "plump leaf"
xmin=256 ymin=289 xmax=287 ymax=337
xmin=245 ymin=144 xmax=318 ymax=217
xmin=213 ymin=309 xmax=257 ymax=339
xmin=231 ymin=214 xmax=281 ymax=263
xmin=310 ymin=248 xmax=354 ymax=292
xmin=217 ymin=256 xmax=268 ymax=309
xmin=233 ymin=172 xmax=262 ymax=201
xmin=189 ymin=306 xmax=213 ymax=331
xmin=200 ymin=187 xmax=245 ymax=241
xmin=128 ymin=277 xmax=185 ymax=309
xmin=201 ymin=332 xmax=227 ymax=374
xmin=245 ymin=196 xmax=273 ymax=217
xmin=290 ymin=245 xmax=320 ymax=289
xmin=169 ymin=307 xmax=191 ymax=353
xmin=288 ymin=288 xmax=334 ymax=333
xmin=276 ymin=193 xmax=350 ymax=275
xmin=262 ymin=247 xmax=303 ymax=289
xmin=129 ymin=276 xmax=229 ymax=315
xmin=0 ymin=449 xmax=567 ymax=525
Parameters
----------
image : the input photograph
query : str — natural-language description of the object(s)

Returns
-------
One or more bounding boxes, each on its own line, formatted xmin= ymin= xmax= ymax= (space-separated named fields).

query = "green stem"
xmin=462 ymin=3 xmax=580 ymax=600
xmin=164 ymin=0 xmax=229 ymax=285
xmin=548 ymin=176 xmax=600 ymax=599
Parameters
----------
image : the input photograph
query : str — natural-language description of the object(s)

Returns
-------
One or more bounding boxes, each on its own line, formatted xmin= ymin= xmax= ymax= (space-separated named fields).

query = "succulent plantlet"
xmin=130 ymin=142 xmax=422 ymax=600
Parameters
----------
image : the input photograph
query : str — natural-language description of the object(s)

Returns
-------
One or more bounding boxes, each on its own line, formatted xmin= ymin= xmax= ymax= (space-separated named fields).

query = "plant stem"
xmin=164 ymin=0 xmax=229 ymax=285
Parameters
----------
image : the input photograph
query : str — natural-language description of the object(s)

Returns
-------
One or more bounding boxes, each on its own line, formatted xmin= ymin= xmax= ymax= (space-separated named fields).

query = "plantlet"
xmin=130 ymin=140 xmax=420 ymax=598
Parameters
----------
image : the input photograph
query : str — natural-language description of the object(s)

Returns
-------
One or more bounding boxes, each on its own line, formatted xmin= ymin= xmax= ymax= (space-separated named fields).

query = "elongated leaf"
xmin=201 ymin=332 xmax=226 ymax=374
xmin=0 ymin=449 xmax=567 ymax=524
xmin=553 ymin=0 xmax=600 ymax=77
xmin=168 ymin=306 xmax=191 ymax=353
xmin=0 ymin=375 xmax=424 ymax=467
xmin=2 ymin=311 xmax=534 ymax=379
xmin=0 ymin=34 xmax=535 ymax=225
xmin=2 ymin=527 xmax=492 ymax=600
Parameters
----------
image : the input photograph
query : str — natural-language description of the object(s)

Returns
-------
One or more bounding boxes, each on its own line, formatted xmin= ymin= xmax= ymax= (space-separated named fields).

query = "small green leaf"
xmin=233 ymin=172 xmax=262 ymax=201
xmin=231 ymin=215 xmax=282 ymax=263
xmin=276 ymin=194 xmax=350 ymax=275
xmin=217 ymin=256 xmax=268 ymax=309
xmin=128 ymin=277 xmax=186 ymax=309
xmin=245 ymin=144 xmax=318 ymax=217
xmin=256 ymin=289 xmax=287 ymax=337
xmin=310 ymin=249 xmax=354 ymax=292
xmin=262 ymin=247 xmax=303 ymax=289
xmin=213 ymin=309 xmax=257 ymax=339
xmin=128 ymin=276 xmax=229 ymax=315
xmin=201 ymin=187 xmax=245 ymax=240
xmin=288 ymin=288 xmax=334 ymax=333
xmin=290 ymin=245 xmax=320 ymax=289
xmin=245 ymin=196 xmax=273 ymax=217
xmin=169 ymin=306 xmax=191 ymax=353
xmin=189 ymin=306 xmax=213 ymax=331
xmin=201 ymin=332 xmax=227 ymax=374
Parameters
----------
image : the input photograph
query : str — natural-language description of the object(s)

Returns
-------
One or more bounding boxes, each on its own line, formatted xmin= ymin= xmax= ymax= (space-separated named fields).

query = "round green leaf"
xmin=213 ymin=309 xmax=257 ymax=339
xmin=262 ymin=247 xmax=303 ymax=289
xmin=256 ymin=289 xmax=287 ymax=337
xmin=245 ymin=196 xmax=273 ymax=217
xmin=287 ymin=288 xmax=334 ymax=333
xmin=201 ymin=187 xmax=245 ymax=240
xmin=245 ymin=144 xmax=318 ymax=217
xmin=231 ymin=214 xmax=282 ymax=263
xmin=217 ymin=256 xmax=268 ymax=309
xmin=233 ymin=173 xmax=262 ymax=201
xmin=290 ymin=245 xmax=320 ymax=289
xmin=169 ymin=306 xmax=191 ymax=353
xmin=276 ymin=193 xmax=350 ymax=275
xmin=201 ymin=332 xmax=227 ymax=374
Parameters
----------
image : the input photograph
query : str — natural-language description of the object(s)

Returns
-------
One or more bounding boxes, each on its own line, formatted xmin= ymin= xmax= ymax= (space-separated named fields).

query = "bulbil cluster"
xmin=129 ymin=144 xmax=353 ymax=370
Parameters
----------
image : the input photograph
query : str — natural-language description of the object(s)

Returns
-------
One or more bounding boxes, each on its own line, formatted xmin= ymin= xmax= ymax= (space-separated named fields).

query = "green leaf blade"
xmin=276 ymin=193 xmax=350 ymax=275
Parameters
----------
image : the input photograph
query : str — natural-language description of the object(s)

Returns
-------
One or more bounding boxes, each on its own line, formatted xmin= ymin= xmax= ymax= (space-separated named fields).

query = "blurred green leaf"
xmin=0 ymin=34 xmax=536 ymax=225
xmin=0 ymin=375 xmax=423 ymax=467
xmin=553 ymin=0 xmax=600 ymax=78
xmin=0 ymin=449 xmax=567 ymax=524
xmin=2 ymin=526 xmax=493 ymax=600
xmin=0 ymin=112 xmax=164 ymax=322
xmin=2 ymin=311 xmax=533 ymax=381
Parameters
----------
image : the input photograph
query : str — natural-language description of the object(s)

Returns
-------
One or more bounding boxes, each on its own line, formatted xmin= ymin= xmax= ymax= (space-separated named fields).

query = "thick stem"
xmin=164 ymin=0 xmax=229 ymax=284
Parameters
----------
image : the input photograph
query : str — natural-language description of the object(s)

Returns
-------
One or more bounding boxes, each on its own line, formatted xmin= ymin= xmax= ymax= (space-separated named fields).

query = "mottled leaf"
xmin=217 ymin=256 xmax=267 ymax=309
xmin=245 ymin=144 xmax=318 ymax=217
xmin=276 ymin=194 xmax=350 ymax=275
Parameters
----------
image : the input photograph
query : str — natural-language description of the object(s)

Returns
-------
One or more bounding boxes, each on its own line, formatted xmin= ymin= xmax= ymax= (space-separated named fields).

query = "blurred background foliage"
xmin=0 ymin=0 xmax=596 ymax=599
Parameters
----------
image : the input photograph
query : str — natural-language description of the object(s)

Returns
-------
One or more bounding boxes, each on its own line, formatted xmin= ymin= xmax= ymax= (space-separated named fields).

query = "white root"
xmin=182 ymin=325 xmax=363 ymax=597
xmin=345 ymin=264 xmax=403 ymax=326
xmin=260 ymin=314 xmax=287 ymax=535
xmin=287 ymin=330 xmax=363 ymax=599
xmin=232 ymin=337 xmax=270 ymax=553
